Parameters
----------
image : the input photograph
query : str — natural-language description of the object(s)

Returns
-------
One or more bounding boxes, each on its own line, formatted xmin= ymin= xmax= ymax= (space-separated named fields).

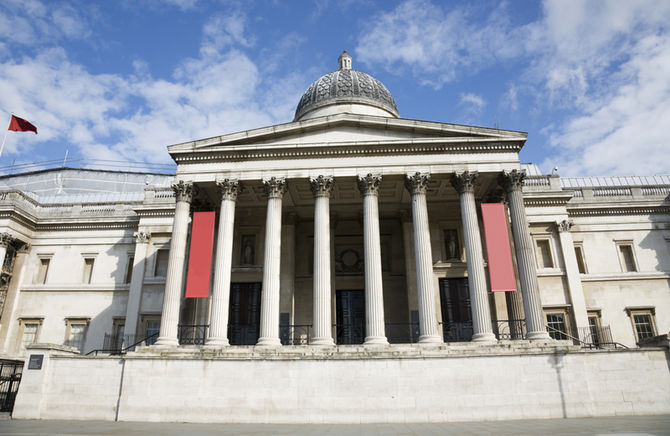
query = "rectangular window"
xmin=546 ymin=313 xmax=567 ymax=340
xmin=36 ymin=258 xmax=50 ymax=284
xmin=154 ymin=249 xmax=169 ymax=277
xmin=536 ymin=239 xmax=554 ymax=268
xmin=124 ymin=255 xmax=134 ymax=284
xmin=113 ymin=319 xmax=125 ymax=351
xmin=587 ymin=311 xmax=602 ymax=345
xmin=141 ymin=315 xmax=161 ymax=345
xmin=82 ymin=258 xmax=95 ymax=283
xmin=626 ymin=308 xmax=657 ymax=344
xmin=574 ymin=245 xmax=587 ymax=274
xmin=21 ymin=322 xmax=40 ymax=349
xmin=633 ymin=314 xmax=654 ymax=340
xmin=619 ymin=244 xmax=637 ymax=272
xmin=64 ymin=319 xmax=89 ymax=351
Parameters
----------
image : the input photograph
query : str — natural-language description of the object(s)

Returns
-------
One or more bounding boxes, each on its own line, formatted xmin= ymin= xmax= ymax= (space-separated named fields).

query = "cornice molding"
xmin=173 ymin=141 xmax=522 ymax=164
xmin=568 ymin=205 xmax=670 ymax=217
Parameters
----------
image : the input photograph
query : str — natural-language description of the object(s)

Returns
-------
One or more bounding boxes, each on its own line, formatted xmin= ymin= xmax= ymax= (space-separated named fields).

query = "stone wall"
xmin=12 ymin=344 xmax=670 ymax=423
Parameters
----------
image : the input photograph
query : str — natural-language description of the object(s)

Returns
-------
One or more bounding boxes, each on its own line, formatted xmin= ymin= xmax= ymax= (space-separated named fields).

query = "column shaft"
xmin=451 ymin=172 xmax=495 ymax=342
xmin=124 ymin=232 xmax=149 ymax=343
xmin=156 ymin=181 xmax=194 ymax=347
xmin=311 ymin=175 xmax=335 ymax=346
xmin=358 ymin=175 xmax=388 ymax=345
xmin=557 ymin=220 xmax=589 ymax=331
xmin=405 ymin=173 xmax=441 ymax=344
xmin=207 ymin=179 xmax=240 ymax=346
xmin=257 ymin=177 xmax=286 ymax=347
xmin=501 ymin=170 xmax=551 ymax=341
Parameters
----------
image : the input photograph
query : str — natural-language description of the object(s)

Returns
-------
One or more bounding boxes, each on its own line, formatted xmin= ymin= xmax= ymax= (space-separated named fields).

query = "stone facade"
xmin=2 ymin=53 xmax=670 ymax=422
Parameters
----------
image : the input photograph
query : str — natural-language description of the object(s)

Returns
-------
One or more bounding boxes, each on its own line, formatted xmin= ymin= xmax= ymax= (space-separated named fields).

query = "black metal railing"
xmin=494 ymin=319 xmax=527 ymax=340
xmin=385 ymin=322 xmax=420 ymax=344
xmin=546 ymin=324 xmax=628 ymax=349
xmin=334 ymin=324 xmax=365 ymax=345
xmin=178 ymin=325 xmax=208 ymax=345
xmin=0 ymin=359 xmax=23 ymax=413
xmin=280 ymin=324 xmax=312 ymax=345
xmin=577 ymin=325 xmax=627 ymax=349
xmin=440 ymin=321 xmax=474 ymax=342
xmin=86 ymin=332 xmax=159 ymax=356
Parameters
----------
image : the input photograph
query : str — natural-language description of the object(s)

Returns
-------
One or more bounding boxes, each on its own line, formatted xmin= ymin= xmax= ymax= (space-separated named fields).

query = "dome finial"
xmin=338 ymin=50 xmax=352 ymax=70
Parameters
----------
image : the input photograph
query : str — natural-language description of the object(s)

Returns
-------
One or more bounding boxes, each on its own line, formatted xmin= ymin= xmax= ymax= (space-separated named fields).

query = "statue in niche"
xmin=444 ymin=229 xmax=460 ymax=261
xmin=241 ymin=235 xmax=255 ymax=265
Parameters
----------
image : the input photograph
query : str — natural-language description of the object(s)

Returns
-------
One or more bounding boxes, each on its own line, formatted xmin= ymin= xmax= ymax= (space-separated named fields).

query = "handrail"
xmin=85 ymin=332 xmax=159 ymax=356
xmin=545 ymin=325 xmax=628 ymax=349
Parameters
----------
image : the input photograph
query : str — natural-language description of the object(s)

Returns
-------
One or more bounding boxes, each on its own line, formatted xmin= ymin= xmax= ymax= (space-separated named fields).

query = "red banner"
xmin=481 ymin=203 xmax=516 ymax=292
xmin=184 ymin=211 xmax=215 ymax=298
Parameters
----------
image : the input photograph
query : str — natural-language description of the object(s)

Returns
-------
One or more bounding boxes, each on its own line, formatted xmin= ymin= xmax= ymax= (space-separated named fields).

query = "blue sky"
xmin=0 ymin=0 xmax=668 ymax=176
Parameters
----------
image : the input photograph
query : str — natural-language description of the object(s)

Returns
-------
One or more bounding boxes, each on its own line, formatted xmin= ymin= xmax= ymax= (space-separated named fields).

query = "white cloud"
xmin=0 ymin=10 xmax=306 ymax=164
xmin=0 ymin=0 xmax=94 ymax=47
xmin=542 ymin=33 xmax=670 ymax=176
xmin=355 ymin=0 xmax=519 ymax=88
xmin=460 ymin=93 xmax=485 ymax=110
xmin=356 ymin=0 xmax=670 ymax=175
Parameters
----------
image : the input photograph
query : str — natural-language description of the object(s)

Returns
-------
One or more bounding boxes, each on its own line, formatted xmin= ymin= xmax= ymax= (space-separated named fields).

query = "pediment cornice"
xmin=167 ymin=113 xmax=528 ymax=160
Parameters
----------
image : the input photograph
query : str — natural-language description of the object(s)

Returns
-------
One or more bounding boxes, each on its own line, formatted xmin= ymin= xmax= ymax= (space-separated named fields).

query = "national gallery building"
xmin=0 ymin=52 xmax=669 ymax=422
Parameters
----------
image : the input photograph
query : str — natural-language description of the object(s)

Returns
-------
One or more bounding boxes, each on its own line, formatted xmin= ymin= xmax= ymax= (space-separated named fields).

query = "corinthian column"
xmin=257 ymin=177 xmax=287 ymax=347
xmin=310 ymin=175 xmax=335 ymax=346
xmin=451 ymin=171 xmax=496 ymax=342
xmin=404 ymin=172 xmax=441 ymax=344
xmin=500 ymin=170 xmax=551 ymax=341
xmin=358 ymin=174 xmax=388 ymax=345
xmin=207 ymin=178 xmax=241 ymax=346
xmin=155 ymin=180 xmax=195 ymax=347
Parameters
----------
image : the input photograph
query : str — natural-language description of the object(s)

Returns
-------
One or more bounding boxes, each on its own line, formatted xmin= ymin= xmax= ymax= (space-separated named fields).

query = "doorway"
xmin=228 ymin=282 xmax=261 ymax=345
xmin=336 ymin=290 xmax=365 ymax=344
xmin=439 ymin=278 xmax=473 ymax=342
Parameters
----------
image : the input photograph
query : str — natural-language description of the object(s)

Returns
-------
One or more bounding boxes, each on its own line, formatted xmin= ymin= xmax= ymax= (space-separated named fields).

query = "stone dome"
xmin=294 ymin=51 xmax=399 ymax=121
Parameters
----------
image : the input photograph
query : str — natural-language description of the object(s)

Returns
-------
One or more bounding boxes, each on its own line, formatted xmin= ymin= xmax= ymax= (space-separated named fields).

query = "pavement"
xmin=0 ymin=415 xmax=669 ymax=436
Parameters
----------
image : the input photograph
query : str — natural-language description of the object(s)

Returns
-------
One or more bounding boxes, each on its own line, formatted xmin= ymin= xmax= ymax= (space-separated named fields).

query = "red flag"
xmin=8 ymin=115 xmax=37 ymax=134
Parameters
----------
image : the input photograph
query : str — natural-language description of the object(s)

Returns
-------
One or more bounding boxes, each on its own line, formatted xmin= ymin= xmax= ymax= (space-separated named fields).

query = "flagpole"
xmin=0 ymin=113 xmax=12 ymax=159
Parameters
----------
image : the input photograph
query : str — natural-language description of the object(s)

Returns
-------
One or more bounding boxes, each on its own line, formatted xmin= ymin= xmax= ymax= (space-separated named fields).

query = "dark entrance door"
xmin=228 ymin=282 xmax=261 ymax=345
xmin=336 ymin=290 xmax=365 ymax=344
xmin=439 ymin=278 xmax=473 ymax=342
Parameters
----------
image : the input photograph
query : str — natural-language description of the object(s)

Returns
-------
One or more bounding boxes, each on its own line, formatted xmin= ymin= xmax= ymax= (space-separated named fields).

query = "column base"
xmin=256 ymin=337 xmax=282 ymax=347
xmin=364 ymin=336 xmax=389 ymax=346
xmin=471 ymin=332 xmax=497 ymax=343
xmin=526 ymin=330 xmax=553 ymax=341
xmin=310 ymin=337 xmax=335 ymax=346
xmin=418 ymin=334 xmax=442 ymax=344
xmin=153 ymin=336 xmax=179 ymax=347
xmin=204 ymin=337 xmax=230 ymax=347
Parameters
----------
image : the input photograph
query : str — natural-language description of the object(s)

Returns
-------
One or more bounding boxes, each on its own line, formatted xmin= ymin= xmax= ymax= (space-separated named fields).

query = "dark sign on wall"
xmin=28 ymin=354 xmax=43 ymax=370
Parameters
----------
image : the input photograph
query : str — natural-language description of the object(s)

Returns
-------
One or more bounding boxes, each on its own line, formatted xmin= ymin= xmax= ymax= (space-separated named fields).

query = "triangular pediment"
xmin=167 ymin=113 xmax=527 ymax=155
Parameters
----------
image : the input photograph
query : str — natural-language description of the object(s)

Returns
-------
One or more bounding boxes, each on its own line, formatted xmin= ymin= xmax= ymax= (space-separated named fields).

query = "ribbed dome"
xmin=294 ymin=51 xmax=399 ymax=121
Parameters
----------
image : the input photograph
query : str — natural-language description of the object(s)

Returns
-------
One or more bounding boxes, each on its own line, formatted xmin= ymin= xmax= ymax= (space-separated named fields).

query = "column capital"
xmin=309 ymin=175 xmax=334 ymax=198
xmin=18 ymin=242 xmax=31 ymax=254
xmin=0 ymin=232 xmax=14 ymax=248
xmin=450 ymin=171 xmax=478 ymax=194
xmin=263 ymin=177 xmax=288 ymax=199
xmin=216 ymin=178 xmax=241 ymax=201
xmin=557 ymin=219 xmax=573 ymax=232
xmin=133 ymin=231 xmax=151 ymax=244
xmin=357 ymin=173 xmax=382 ymax=197
xmin=404 ymin=172 xmax=430 ymax=196
xmin=172 ymin=180 xmax=196 ymax=203
xmin=499 ymin=169 xmax=526 ymax=192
